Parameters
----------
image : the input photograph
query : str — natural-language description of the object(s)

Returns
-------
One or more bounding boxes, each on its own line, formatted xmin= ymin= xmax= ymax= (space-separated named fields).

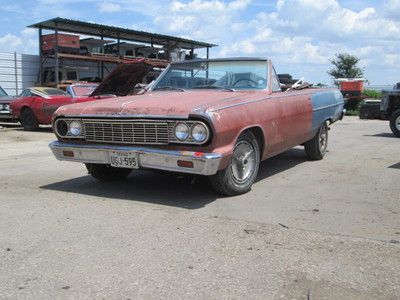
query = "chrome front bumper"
xmin=0 ymin=110 xmax=13 ymax=119
xmin=49 ymin=141 xmax=223 ymax=176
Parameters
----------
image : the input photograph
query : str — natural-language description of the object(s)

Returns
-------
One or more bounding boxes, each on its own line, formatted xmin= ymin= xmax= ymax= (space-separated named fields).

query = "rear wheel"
xmin=304 ymin=122 xmax=328 ymax=160
xmin=209 ymin=131 xmax=260 ymax=196
xmin=20 ymin=108 xmax=39 ymax=131
xmin=85 ymin=164 xmax=132 ymax=181
xmin=389 ymin=109 xmax=400 ymax=137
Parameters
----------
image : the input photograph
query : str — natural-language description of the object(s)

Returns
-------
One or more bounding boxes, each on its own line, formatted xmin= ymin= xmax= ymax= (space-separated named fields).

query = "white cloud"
xmin=213 ymin=0 xmax=400 ymax=83
xmin=168 ymin=0 xmax=250 ymax=12
xmin=98 ymin=2 xmax=121 ymax=13
xmin=0 ymin=28 xmax=37 ymax=54
xmin=384 ymin=0 xmax=400 ymax=20
xmin=268 ymin=0 xmax=400 ymax=41
xmin=154 ymin=0 xmax=252 ymax=42
xmin=220 ymin=40 xmax=257 ymax=56
xmin=0 ymin=4 xmax=21 ymax=13
xmin=252 ymin=29 xmax=272 ymax=43
xmin=1 ymin=0 xmax=399 ymax=84
xmin=146 ymin=0 xmax=400 ymax=83
xmin=0 ymin=34 xmax=23 ymax=50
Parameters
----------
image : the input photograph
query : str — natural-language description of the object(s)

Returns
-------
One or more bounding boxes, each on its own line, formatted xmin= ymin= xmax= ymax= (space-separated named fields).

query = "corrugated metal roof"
xmin=29 ymin=17 xmax=217 ymax=50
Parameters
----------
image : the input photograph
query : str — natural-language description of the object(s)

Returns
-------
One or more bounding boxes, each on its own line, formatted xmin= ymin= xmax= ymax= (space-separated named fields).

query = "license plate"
xmin=109 ymin=151 xmax=138 ymax=169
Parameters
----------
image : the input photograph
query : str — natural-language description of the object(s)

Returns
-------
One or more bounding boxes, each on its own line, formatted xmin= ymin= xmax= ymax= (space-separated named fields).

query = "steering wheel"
xmin=232 ymin=78 xmax=258 ymax=88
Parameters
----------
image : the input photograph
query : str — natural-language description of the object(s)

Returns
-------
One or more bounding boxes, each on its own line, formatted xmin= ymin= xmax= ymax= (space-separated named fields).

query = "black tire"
xmin=304 ymin=122 xmax=328 ymax=160
xmin=85 ymin=163 xmax=132 ymax=181
xmin=209 ymin=131 xmax=260 ymax=196
xmin=389 ymin=109 xmax=400 ymax=138
xmin=20 ymin=108 xmax=39 ymax=131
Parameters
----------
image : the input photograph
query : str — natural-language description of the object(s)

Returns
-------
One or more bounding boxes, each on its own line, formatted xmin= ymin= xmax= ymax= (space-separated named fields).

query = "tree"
xmin=327 ymin=53 xmax=364 ymax=79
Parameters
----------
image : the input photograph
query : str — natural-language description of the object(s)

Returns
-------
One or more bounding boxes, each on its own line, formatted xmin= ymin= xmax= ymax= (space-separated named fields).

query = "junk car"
xmin=10 ymin=87 xmax=94 ymax=130
xmin=66 ymin=83 xmax=99 ymax=98
xmin=11 ymin=60 xmax=157 ymax=131
xmin=0 ymin=86 xmax=15 ymax=122
xmin=49 ymin=58 xmax=345 ymax=195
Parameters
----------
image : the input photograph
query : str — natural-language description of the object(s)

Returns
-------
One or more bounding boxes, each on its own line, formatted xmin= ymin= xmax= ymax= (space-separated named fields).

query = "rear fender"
xmin=310 ymin=90 xmax=344 ymax=134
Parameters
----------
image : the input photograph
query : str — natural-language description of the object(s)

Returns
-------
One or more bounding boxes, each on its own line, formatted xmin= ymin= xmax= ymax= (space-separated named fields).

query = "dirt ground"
xmin=0 ymin=117 xmax=399 ymax=299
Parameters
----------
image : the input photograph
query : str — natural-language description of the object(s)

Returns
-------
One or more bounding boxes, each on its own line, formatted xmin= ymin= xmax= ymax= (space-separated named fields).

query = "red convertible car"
xmin=49 ymin=58 xmax=345 ymax=195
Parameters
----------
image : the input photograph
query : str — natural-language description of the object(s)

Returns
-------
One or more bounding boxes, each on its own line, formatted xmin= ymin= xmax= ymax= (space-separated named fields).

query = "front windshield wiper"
xmin=192 ymin=85 xmax=236 ymax=92
xmin=153 ymin=86 xmax=186 ymax=92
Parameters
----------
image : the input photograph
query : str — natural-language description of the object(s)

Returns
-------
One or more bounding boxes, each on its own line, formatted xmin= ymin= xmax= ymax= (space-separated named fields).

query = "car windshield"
xmin=0 ymin=86 xmax=8 ymax=97
xmin=153 ymin=60 xmax=268 ymax=91
xmin=71 ymin=84 xmax=99 ymax=97
xmin=37 ymin=88 xmax=69 ymax=96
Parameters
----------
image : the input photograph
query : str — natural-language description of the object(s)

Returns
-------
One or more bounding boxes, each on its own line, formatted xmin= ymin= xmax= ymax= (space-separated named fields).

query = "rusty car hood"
xmin=54 ymin=90 xmax=266 ymax=118
xmin=90 ymin=61 xmax=154 ymax=97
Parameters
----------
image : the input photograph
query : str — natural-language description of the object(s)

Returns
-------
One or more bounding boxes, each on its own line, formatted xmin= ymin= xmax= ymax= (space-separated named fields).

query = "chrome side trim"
xmin=312 ymin=102 xmax=345 ymax=112
xmin=49 ymin=141 xmax=223 ymax=176
xmin=210 ymin=89 xmax=339 ymax=112
xmin=55 ymin=114 xmax=190 ymax=120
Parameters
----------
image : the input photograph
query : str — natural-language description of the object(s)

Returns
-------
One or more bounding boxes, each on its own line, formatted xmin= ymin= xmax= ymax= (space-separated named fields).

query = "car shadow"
xmin=364 ymin=133 xmax=397 ymax=138
xmin=41 ymin=171 xmax=218 ymax=209
xmin=0 ymin=122 xmax=21 ymax=128
xmin=14 ymin=127 xmax=53 ymax=133
xmin=0 ymin=123 xmax=53 ymax=133
xmin=389 ymin=162 xmax=400 ymax=169
xmin=256 ymin=147 xmax=308 ymax=181
xmin=40 ymin=148 xmax=309 ymax=209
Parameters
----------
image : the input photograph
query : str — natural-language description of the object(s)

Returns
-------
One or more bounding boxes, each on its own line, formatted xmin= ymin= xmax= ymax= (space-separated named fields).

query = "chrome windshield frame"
xmin=149 ymin=58 xmax=270 ymax=92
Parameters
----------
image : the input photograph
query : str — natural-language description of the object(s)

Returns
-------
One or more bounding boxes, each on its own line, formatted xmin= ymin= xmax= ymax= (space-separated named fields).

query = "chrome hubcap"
xmin=231 ymin=140 xmax=255 ymax=183
xmin=396 ymin=116 xmax=400 ymax=131
xmin=319 ymin=126 xmax=328 ymax=152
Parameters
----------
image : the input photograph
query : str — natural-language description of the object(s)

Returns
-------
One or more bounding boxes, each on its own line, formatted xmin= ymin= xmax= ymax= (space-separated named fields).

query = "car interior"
xmin=164 ymin=72 xmax=266 ymax=90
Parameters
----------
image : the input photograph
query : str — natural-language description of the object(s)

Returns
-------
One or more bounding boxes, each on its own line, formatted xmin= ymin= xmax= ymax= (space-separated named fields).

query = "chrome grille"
xmin=83 ymin=119 xmax=170 ymax=145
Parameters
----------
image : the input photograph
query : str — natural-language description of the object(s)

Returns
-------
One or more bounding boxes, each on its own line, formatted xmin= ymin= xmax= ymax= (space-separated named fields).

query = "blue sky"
xmin=0 ymin=0 xmax=399 ymax=85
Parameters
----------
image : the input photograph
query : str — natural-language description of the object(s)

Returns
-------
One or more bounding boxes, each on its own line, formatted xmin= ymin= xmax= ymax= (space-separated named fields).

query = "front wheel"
xmin=389 ymin=109 xmax=400 ymax=138
xmin=209 ymin=131 xmax=260 ymax=196
xmin=85 ymin=164 xmax=132 ymax=181
xmin=20 ymin=108 xmax=39 ymax=131
xmin=304 ymin=122 xmax=329 ymax=160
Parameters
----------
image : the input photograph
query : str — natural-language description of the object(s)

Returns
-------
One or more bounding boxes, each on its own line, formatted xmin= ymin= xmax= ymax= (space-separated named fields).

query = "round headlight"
xmin=0 ymin=104 xmax=3 ymax=110
xmin=69 ymin=121 xmax=82 ymax=136
xmin=56 ymin=119 xmax=68 ymax=136
xmin=191 ymin=123 xmax=208 ymax=143
xmin=174 ymin=123 xmax=189 ymax=141
xmin=5 ymin=104 xmax=10 ymax=111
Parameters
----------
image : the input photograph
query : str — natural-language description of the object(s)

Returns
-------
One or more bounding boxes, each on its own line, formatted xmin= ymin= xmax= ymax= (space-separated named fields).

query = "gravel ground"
xmin=0 ymin=117 xmax=399 ymax=299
